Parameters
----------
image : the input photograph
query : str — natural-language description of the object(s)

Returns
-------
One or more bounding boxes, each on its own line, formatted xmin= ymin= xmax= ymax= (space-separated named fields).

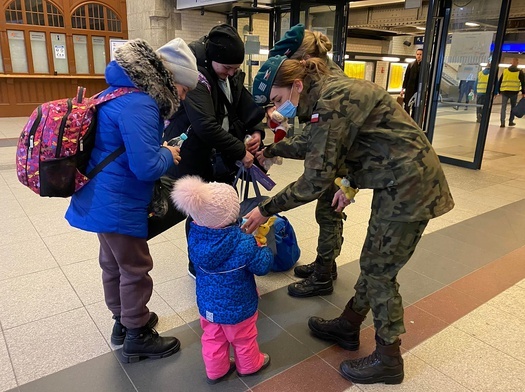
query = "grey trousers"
xmin=98 ymin=233 xmax=153 ymax=329
xmin=500 ymin=92 xmax=518 ymax=125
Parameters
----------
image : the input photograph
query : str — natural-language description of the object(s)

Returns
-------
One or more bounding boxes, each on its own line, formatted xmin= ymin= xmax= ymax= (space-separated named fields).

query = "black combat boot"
xmin=122 ymin=326 xmax=180 ymax=363
xmin=288 ymin=262 xmax=333 ymax=297
xmin=111 ymin=312 xmax=159 ymax=345
xmin=294 ymin=256 xmax=338 ymax=280
xmin=308 ymin=298 xmax=366 ymax=350
xmin=339 ymin=337 xmax=403 ymax=385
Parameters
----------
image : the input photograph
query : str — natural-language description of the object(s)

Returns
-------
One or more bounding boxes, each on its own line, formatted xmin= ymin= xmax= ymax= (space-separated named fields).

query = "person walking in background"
xmin=171 ymin=176 xmax=273 ymax=384
xmin=401 ymin=48 xmax=423 ymax=119
xmin=246 ymin=55 xmax=454 ymax=385
xmin=263 ymin=24 xmax=345 ymax=296
xmin=497 ymin=57 xmax=525 ymax=127
xmin=65 ymin=38 xmax=198 ymax=363
xmin=454 ymin=78 xmax=475 ymax=111
xmin=475 ymin=63 xmax=491 ymax=123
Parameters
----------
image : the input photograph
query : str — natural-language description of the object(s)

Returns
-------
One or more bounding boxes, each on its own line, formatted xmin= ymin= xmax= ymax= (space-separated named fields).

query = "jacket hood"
xmin=482 ymin=68 xmax=490 ymax=75
xmin=114 ymin=39 xmax=180 ymax=119
xmin=190 ymin=224 xmax=243 ymax=270
xmin=105 ymin=61 xmax=135 ymax=87
xmin=508 ymin=65 xmax=520 ymax=72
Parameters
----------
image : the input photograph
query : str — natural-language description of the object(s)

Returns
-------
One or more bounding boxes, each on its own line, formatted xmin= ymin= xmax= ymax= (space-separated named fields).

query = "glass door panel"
xmin=428 ymin=0 xmax=504 ymax=165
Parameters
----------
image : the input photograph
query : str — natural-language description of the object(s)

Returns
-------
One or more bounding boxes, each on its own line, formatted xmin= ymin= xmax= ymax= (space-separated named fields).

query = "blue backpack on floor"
xmin=240 ymin=196 xmax=300 ymax=272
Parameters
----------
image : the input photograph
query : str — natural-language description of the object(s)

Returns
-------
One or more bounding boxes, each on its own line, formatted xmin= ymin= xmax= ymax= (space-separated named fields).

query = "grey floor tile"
xmin=233 ymin=314 xmax=316 ymax=388
xmin=122 ymin=325 xmax=247 ymax=392
xmin=0 ymin=268 xmax=82 ymax=329
xmin=0 ymin=333 xmax=17 ymax=392
xmin=407 ymin=248 xmax=477 ymax=285
xmin=438 ymin=221 xmax=523 ymax=258
xmin=0 ymin=238 xmax=58 ymax=281
xmin=416 ymin=231 xmax=499 ymax=269
xmin=258 ymin=288 xmax=342 ymax=353
xmin=458 ymin=207 xmax=525 ymax=243
xmin=397 ymin=268 xmax=445 ymax=306
xmin=5 ymin=308 xmax=109 ymax=385
xmin=17 ymin=352 xmax=135 ymax=392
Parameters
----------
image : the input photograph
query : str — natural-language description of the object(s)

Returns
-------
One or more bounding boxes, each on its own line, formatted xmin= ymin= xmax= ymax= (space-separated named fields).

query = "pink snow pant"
xmin=200 ymin=311 xmax=264 ymax=380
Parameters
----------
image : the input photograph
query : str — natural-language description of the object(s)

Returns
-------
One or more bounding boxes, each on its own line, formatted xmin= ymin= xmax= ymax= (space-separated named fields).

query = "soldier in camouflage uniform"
xmin=268 ymin=24 xmax=346 ymax=286
xmin=244 ymin=56 xmax=454 ymax=385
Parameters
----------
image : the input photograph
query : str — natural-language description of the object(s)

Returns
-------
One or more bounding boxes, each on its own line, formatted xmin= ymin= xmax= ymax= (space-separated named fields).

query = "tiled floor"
xmin=1 ymin=108 xmax=525 ymax=392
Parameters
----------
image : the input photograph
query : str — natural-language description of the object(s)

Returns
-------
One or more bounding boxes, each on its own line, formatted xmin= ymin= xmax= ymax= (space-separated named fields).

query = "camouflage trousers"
xmin=349 ymin=216 xmax=429 ymax=343
xmin=315 ymin=183 xmax=345 ymax=264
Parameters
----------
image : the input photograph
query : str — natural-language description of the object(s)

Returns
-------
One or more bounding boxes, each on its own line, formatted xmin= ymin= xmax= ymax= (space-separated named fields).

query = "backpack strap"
xmin=86 ymin=146 xmax=125 ymax=179
xmin=92 ymin=87 xmax=140 ymax=105
xmin=84 ymin=87 xmax=139 ymax=179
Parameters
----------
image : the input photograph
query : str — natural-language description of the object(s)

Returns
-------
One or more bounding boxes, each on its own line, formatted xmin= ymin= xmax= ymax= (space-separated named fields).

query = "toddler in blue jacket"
xmin=171 ymin=176 xmax=273 ymax=384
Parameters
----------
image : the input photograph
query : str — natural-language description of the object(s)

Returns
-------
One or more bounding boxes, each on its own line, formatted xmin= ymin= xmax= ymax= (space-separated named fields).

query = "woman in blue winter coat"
xmin=65 ymin=38 xmax=198 ymax=363
xmin=171 ymin=176 xmax=273 ymax=384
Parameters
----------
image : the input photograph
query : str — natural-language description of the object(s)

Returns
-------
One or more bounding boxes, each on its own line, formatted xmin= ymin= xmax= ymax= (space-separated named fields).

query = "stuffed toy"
xmin=254 ymin=216 xmax=277 ymax=246
xmin=335 ymin=177 xmax=359 ymax=201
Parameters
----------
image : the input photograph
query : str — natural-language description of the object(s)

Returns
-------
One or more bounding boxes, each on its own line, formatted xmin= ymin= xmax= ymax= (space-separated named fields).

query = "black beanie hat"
xmin=206 ymin=24 xmax=245 ymax=65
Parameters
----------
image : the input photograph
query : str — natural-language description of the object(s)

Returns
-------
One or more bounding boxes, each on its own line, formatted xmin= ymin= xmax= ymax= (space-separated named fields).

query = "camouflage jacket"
xmin=261 ymin=74 xmax=454 ymax=222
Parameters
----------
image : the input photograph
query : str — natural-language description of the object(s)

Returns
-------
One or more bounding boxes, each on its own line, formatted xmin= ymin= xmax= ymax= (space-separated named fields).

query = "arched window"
xmin=5 ymin=0 xmax=64 ymax=27
xmin=72 ymin=3 xmax=121 ymax=32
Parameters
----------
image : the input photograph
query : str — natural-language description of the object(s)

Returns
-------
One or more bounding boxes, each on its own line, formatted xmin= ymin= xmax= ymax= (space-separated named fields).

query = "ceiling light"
xmin=349 ymin=0 xmax=405 ymax=9
xmin=382 ymin=57 xmax=401 ymax=62
xmin=465 ymin=22 xmax=480 ymax=27
xmin=416 ymin=27 xmax=426 ymax=30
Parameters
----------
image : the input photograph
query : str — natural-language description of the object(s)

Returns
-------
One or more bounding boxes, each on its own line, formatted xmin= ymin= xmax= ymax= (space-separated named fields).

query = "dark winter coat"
xmin=163 ymin=36 xmax=265 ymax=182
xmin=402 ymin=60 xmax=421 ymax=104
xmin=189 ymin=223 xmax=273 ymax=325
xmin=66 ymin=40 xmax=179 ymax=238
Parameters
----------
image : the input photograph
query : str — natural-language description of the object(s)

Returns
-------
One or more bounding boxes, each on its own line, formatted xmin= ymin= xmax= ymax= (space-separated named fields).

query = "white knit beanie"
xmin=171 ymin=176 xmax=240 ymax=229
xmin=156 ymin=38 xmax=198 ymax=90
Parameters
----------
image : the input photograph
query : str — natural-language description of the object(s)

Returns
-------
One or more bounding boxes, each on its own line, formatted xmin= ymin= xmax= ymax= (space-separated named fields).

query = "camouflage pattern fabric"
xmin=259 ymin=73 xmax=454 ymax=341
xmin=350 ymin=216 xmax=428 ymax=343
xmin=260 ymin=74 xmax=454 ymax=222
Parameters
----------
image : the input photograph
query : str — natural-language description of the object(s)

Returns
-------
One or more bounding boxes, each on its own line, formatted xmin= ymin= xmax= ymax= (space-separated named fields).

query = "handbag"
xmin=512 ymin=97 xmax=525 ymax=119
xmin=147 ymin=176 xmax=186 ymax=240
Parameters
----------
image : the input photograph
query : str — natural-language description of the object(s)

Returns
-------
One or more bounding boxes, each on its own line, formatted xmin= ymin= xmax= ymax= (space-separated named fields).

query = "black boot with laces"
xmin=339 ymin=337 xmax=403 ymax=384
xmin=294 ymin=256 xmax=338 ymax=280
xmin=288 ymin=262 xmax=333 ymax=297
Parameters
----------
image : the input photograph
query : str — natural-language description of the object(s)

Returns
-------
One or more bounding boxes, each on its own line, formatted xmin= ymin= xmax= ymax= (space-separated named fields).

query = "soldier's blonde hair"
xmin=292 ymin=30 xmax=333 ymax=60
xmin=274 ymin=58 xmax=329 ymax=87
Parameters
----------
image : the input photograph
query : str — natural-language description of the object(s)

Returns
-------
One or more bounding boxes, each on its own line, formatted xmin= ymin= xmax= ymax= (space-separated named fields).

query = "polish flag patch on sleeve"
xmin=311 ymin=113 xmax=320 ymax=123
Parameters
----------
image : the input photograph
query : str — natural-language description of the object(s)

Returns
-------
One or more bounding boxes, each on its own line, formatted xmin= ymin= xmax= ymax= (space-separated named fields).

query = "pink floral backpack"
xmin=16 ymin=86 xmax=137 ymax=197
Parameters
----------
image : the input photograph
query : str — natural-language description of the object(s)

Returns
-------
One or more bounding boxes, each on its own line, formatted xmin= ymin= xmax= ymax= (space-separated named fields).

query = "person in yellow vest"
xmin=475 ymin=63 xmax=490 ymax=123
xmin=497 ymin=58 xmax=525 ymax=127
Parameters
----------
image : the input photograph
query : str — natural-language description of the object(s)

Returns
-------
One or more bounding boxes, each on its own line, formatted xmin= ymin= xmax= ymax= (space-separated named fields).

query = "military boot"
xmin=339 ymin=337 xmax=403 ymax=385
xmin=308 ymin=298 xmax=366 ymax=350
xmin=294 ymin=256 xmax=338 ymax=280
xmin=122 ymin=326 xmax=180 ymax=363
xmin=288 ymin=262 xmax=333 ymax=297
xmin=111 ymin=312 xmax=159 ymax=345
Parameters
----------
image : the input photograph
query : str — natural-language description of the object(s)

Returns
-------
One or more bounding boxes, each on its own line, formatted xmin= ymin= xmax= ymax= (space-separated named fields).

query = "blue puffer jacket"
xmin=189 ymin=223 xmax=273 ymax=325
xmin=65 ymin=61 xmax=174 ymax=238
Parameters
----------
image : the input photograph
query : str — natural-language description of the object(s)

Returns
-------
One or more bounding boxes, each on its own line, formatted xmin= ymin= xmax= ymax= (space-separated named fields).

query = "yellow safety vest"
xmin=477 ymin=71 xmax=489 ymax=94
xmin=500 ymin=68 xmax=521 ymax=92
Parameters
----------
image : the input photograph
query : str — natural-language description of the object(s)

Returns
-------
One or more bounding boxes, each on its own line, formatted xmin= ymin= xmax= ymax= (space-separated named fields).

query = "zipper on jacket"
xmin=27 ymin=105 xmax=42 ymax=161
xmin=55 ymin=99 xmax=73 ymax=158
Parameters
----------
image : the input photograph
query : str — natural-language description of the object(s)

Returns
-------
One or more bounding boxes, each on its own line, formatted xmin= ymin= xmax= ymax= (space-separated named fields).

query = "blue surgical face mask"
xmin=277 ymin=87 xmax=297 ymax=118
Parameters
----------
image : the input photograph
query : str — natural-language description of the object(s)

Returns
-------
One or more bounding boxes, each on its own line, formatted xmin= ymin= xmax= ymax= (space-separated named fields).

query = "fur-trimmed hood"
xmin=114 ymin=39 xmax=180 ymax=119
